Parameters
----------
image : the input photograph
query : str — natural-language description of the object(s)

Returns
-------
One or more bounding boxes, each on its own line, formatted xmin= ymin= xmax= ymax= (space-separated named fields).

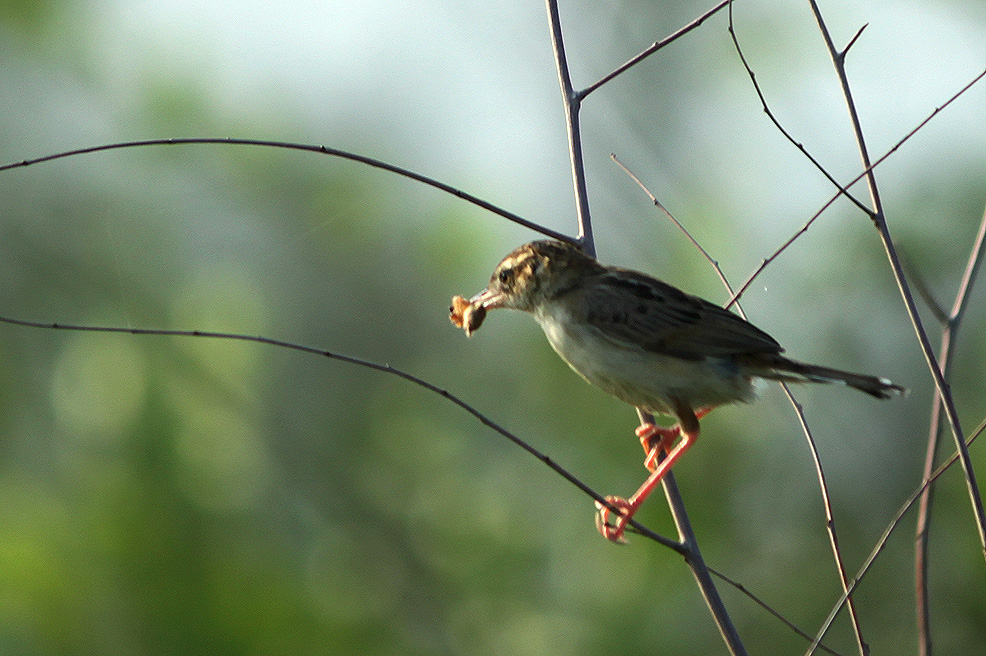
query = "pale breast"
xmin=534 ymin=302 xmax=756 ymax=416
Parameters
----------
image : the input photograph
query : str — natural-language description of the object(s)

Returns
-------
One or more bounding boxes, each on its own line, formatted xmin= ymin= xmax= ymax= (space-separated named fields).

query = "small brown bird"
xmin=451 ymin=239 xmax=905 ymax=542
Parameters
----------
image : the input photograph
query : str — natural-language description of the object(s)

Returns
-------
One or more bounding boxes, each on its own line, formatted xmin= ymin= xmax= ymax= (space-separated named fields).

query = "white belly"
xmin=534 ymin=304 xmax=755 ymax=416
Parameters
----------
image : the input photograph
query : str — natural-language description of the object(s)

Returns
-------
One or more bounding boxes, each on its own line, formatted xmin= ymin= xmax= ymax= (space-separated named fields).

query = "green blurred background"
xmin=1 ymin=1 xmax=984 ymax=654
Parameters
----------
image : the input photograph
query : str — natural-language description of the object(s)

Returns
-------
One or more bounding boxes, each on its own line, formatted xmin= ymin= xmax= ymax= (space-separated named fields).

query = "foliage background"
xmin=0 ymin=1 xmax=984 ymax=654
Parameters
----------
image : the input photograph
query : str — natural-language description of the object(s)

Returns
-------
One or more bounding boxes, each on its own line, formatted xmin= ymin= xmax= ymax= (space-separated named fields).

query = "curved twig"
xmin=781 ymin=385 xmax=866 ymax=654
xmin=0 ymin=137 xmax=575 ymax=245
xmin=616 ymin=156 xmax=841 ymax=656
xmin=546 ymin=1 xmax=746 ymax=652
xmin=723 ymin=64 xmax=986 ymax=311
xmin=809 ymin=0 xmax=986 ymax=571
xmin=708 ymin=567 xmax=846 ymax=656
xmin=0 ymin=314 xmax=683 ymax=553
xmin=915 ymin=202 xmax=986 ymax=655
xmin=805 ymin=4 xmax=985 ymax=653
xmin=727 ymin=3 xmax=869 ymax=214
xmin=580 ymin=0 xmax=734 ymax=98
xmin=808 ymin=417 xmax=986 ymax=656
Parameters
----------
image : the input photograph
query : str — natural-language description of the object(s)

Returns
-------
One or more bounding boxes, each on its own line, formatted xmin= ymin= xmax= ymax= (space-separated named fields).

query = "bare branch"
xmin=915 ymin=202 xmax=986 ymax=655
xmin=808 ymin=0 xmax=986 ymax=573
xmin=840 ymin=23 xmax=868 ymax=61
xmin=0 ymin=137 xmax=576 ymax=245
xmin=637 ymin=410 xmax=748 ymax=656
xmin=899 ymin=253 xmax=950 ymax=326
xmin=780 ymin=385 xmax=867 ymax=655
xmin=617 ymin=158 xmax=848 ymax=656
xmin=580 ymin=0 xmax=734 ymax=98
xmin=727 ymin=3 xmax=870 ymax=215
xmin=610 ymin=153 xmax=731 ymax=292
xmin=708 ymin=567 xmax=847 ymax=656
xmin=723 ymin=65 xmax=986 ymax=310
xmin=0 ymin=313 xmax=683 ymax=553
xmin=545 ymin=0 xmax=594 ymax=254
xmin=544 ymin=0 xmax=743 ymax=645
xmin=949 ymin=203 xmax=986 ymax=326
xmin=808 ymin=416 xmax=986 ymax=656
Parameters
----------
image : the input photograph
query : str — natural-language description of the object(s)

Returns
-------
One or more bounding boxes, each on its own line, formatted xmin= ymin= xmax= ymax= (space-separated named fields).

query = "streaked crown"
xmin=485 ymin=240 xmax=602 ymax=311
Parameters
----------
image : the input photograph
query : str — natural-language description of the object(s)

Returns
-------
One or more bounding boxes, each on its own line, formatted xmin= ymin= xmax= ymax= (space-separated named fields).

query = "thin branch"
xmin=5 ymin=312 xmax=861 ymax=648
xmin=0 ymin=314 xmax=683 ymax=553
xmin=915 ymin=202 xmax=986 ymax=656
xmin=545 ymin=0 xmax=594 ymax=254
xmin=727 ymin=3 xmax=870 ymax=215
xmin=948 ymin=203 xmax=986 ymax=329
xmin=708 ymin=567 xmax=846 ymax=656
xmin=809 ymin=0 xmax=986 ymax=570
xmin=839 ymin=23 xmax=868 ymax=60
xmin=610 ymin=153 xmax=732 ymax=293
xmin=781 ymin=384 xmax=867 ymax=655
xmin=723 ymin=65 xmax=986 ymax=310
xmin=2 ymin=311 xmax=846 ymax=650
xmin=580 ymin=0 xmax=734 ymax=98
xmin=617 ymin=52 xmax=986 ymax=649
xmin=807 ymin=416 xmax=986 ymax=656
xmin=0 ymin=137 xmax=576 ymax=245
xmin=900 ymin=253 xmax=950 ymax=326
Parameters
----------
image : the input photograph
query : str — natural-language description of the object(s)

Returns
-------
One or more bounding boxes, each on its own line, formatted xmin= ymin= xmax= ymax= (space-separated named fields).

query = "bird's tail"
xmin=754 ymin=356 xmax=907 ymax=400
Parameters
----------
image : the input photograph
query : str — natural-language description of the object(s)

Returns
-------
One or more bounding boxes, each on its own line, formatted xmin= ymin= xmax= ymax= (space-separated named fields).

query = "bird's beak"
xmin=469 ymin=287 xmax=506 ymax=310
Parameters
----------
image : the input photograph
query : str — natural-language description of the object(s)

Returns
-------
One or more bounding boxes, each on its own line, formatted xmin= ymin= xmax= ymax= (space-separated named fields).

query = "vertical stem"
xmin=545 ymin=0 xmax=594 ymax=255
xmin=915 ymin=204 xmax=986 ymax=656
xmin=808 ymin=0 xmax=986 ymax=651
xmin=809 ymin=0 xmax=986 ymax=558
xmin=780 ymin=383 xmax=866 ymax=655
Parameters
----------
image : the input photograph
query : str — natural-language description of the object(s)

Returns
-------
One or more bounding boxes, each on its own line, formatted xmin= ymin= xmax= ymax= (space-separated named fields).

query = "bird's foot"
xmin=635 ymin=423 xmax=679 ymax=472
xmin=595 ymin=495 xmax=636 ymax=543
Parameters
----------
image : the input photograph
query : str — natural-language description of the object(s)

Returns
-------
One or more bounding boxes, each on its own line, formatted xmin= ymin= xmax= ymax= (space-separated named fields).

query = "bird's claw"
xmin=636 ymin=423 xmax=679 ymax=472
xmin=595 ymin=496 xmax=634 ymax=543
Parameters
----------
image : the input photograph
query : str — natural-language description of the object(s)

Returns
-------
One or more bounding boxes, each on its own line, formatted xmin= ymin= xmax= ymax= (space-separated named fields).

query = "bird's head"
xmin=470 ymin=239 xmax=600 ymax=313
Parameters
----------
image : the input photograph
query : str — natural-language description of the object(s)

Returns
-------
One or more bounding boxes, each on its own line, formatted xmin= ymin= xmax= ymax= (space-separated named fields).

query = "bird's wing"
xmin=578 ymin=269 xmax=783 ymax=360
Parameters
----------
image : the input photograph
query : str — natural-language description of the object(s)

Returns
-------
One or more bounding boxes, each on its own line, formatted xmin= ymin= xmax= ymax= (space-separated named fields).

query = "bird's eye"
xmin=498 ymin=269 xmax=512 ymax=285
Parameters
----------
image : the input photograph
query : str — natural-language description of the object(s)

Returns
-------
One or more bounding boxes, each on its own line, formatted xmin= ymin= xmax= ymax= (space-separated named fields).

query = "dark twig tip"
xmin=841 ymin=23 xmax=868 ymax=60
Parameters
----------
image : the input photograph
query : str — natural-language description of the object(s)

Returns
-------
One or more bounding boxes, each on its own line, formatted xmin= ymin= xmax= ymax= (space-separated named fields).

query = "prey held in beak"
xmin=449 ymin=293 xmax=488 ymax=337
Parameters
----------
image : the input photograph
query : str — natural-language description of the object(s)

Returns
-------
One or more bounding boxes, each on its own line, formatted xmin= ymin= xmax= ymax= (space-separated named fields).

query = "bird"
xmin=450 ymin=239 xmax=905 ymax=543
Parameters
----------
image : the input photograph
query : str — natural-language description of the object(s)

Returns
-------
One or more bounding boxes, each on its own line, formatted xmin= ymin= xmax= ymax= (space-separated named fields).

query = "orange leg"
xmin=637 ymin=424 xmax=679 ymax=472
xmin=596 ymin=400 xmax=704 ymax=543
xmin=638 ymin=406 xmax=713 ymax=471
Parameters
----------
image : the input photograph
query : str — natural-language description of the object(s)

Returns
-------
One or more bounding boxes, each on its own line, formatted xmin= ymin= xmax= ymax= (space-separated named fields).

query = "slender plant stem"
xmin=804 ymin=1 xmax=986 ymax=653
xmin=580 ymin=0 xmax=734 ymax=98
xmin=709 ymin=567 xmax=846 ymax=656
xmin=781 ymin=386 xmax=866 ymax=655
xmin=915 ymin=203 xmax=986 ymax=656
xmin=637 ymin=411 xmax=749 ymax=656
xmin=545 ymin=1 xmax=746 ymax=651
xmin=722 ymin=64 xmax=986 ymax=311
xmin=728 ymin=11 xmax=872 ymax=647
xmin=808 ymin=0 xmax=986 ymax=565
xmin=1 ymin=308 xmax=843 ymax=649
xmin=727 ymin=3 xmax=868 ymax=215
xmin=0 ymin=137 xmax=575 ymax=245
xmin=807 ymin=417 xmax=986 ymax=656
xmin=0 ymin=314 xmax=686 ymax=553
xmin=545 ymin=0 xmax=594 ymax=254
